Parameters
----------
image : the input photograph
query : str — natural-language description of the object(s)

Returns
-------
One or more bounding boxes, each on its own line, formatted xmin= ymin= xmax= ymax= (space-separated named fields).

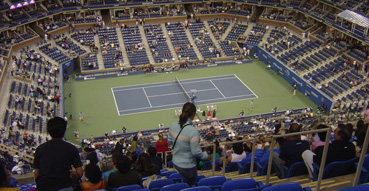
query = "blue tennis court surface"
xmin=111 ymin=74 xmax=257 ymax=115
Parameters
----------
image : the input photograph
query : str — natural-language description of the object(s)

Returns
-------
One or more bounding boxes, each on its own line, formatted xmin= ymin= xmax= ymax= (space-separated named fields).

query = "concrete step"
xmin=184 ymin=26 xmax=203 ymax=60
xmin=138 ymin=25 xmax=156 ymax=65
xmin=93 ymin=34 xmax=105 ymax=69
xmin=115 ymin=27 xmax=130 ymax=66
xmin=161 ymin=24 xmax=178 ymax=61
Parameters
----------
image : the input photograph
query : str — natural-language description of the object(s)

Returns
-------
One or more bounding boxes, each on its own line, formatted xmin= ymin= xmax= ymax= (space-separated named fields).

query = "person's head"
xmin=334 ymin=124 xmax=352 ymax=143
xmin=356 ymin=124 xmax=369 ymax=148
xmin=232 ymin=142 xmax=244 ymax=155
xmin=84 ymin=164 xmax=102 ymax=184
xmin=147 ymin=147 xmax=157 ymax=157
xmin=179 ymin=102 xmax=196 ymax=128
xmin=317 ymin=124 xmax=328 ymax=141
xmin=158 ymin=133 xmax=163 ymax=141
xmin=115 ymin=154 xmax=131 ymax=174
xmin=136 ymin=153 xmax=153 ymax=170
xmin=47 ymin=117 xmax=67 ymax=138
xmin=356 ymin=120 xmax=364 ymax=131
xmin=133 ymin=135 xmax=138 ymax=141
xmin=289 ymin=123 xmax=302 ymax=133
xmin=130 ymin=151 xmax=138 ymax=162
xmin=0 ymin=164 xmax=10 ymax=187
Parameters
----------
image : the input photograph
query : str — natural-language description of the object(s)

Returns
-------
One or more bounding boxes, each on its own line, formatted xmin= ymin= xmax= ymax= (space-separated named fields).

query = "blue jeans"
xmin=174 ymin=164 xmax=198 ymax=185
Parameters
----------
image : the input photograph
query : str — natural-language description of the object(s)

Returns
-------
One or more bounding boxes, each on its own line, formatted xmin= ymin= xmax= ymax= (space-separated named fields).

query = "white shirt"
xmin=231 ymin=151 xmax=247 ymax=162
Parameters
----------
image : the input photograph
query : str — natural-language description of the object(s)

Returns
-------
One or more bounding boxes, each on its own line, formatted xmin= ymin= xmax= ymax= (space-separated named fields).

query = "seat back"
xmin=181 ymin=186 xmax=212 ymax=191
xmin=201 ymin=161 xmax=212 ymax=170
xmin=116 ymin=184 xmax=142 ymax=191
xmin=168 ymin=172 xmax=182 ymax=182
xmin=337 ymin=184 xmax=369 ymax=191
xmin=221 ymin=178 xmax=257 ymax=191
xmin=287 ymin=162 xmax=308 ymax=178
xmin=198 ymin=175 xmax=227 ymax=188
xmin=160 ymin=183 xmax=189 ymax=191
xmin=262 ymin=182 xmax=303 ymax=191
xmin=196 ymin=174 xmax=206 ymax=184
xmin=148 ymin=179 xmax=174 ymax=191
xmin=160 ymin=170 xmax=177 ymax=177
xmin=322 ymin=157 xmax=359 ymax=179
xmin=226 ymin=162 xmax=240 ymax=173
xmin=359 ymin=154 xmax=369 ymax=184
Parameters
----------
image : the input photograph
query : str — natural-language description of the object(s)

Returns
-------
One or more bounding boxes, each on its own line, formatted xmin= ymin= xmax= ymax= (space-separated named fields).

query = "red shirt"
xmin=155 ymin=139 xmax=169 ymax=153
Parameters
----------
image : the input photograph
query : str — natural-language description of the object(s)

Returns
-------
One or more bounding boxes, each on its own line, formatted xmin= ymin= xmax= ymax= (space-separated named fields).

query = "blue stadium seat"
xmin=221 ymin=178 xmax=271 ymax=191
xmin=181 ymin=186 xmax=212 ymax=191
xmin=262 ymin=182 xmax=311 ymax=191
xmin=337 ymin=184 xmax=369 ymax=191
xmin=312 ymin=157 xmax=359 ymax=181
xmin=160 ymin=183 xmax=189 ymax=191
xmin=116 ymin=184 xmax=142 ymax=191
xmin=197 ymin=175 xmax=226 ymax=190
xmin=148 ymin=179 xmax=174 ymax=191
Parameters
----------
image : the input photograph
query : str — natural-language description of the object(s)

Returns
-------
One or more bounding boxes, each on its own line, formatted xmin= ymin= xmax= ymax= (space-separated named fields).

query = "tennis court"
xmin=111 ymin=74 xmax=257 ymax=115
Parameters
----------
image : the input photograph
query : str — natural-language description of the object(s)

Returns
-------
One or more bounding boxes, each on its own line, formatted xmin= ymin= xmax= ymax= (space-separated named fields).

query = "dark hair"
xmin=115 ymin=154 xmax=131 ymax=174
xmin=356 ymin=124 xmax=369 ymax=148
xmin=133 ymin=135 xmax=138 ymax=141
xmin=130 ymin=152 xmax=138 ymax=162
xmin=317 ymin=124 xmax=328 ymax=141
xmin=233 ymin=142 xmax=244 ymax=155
xmin=84 ymin=164 xmax=102 ymax=184
xmin=147 ymin=147 xmax=157 ymax=157
xmin=337 ymin=124 xmax=352 ymax=143
xmin=0 ymin=163 xmax=7 ymax=187
xmin=289 ymin=123 xmax=302 ymax=133
xmin=179 ymin=102 xmax=196 ymax=128
xmin=135 ymin=153 xmax=157 ymax=177
xmin=112 ymin=153 xmax=122 ymax=166
xmin=47 ymin=117 xmax=67 ymax=138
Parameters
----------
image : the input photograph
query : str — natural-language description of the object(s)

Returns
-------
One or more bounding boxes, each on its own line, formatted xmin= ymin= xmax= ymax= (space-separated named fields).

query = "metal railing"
xmin=221 ymin=138 xmax=256 ymax=177
xmin=353 ymin=124 xmax=369 ymax=186
xmin=163 ymin=143 xmax=217 ymax=176
xmin=265 ymin=128 xmax=332 ymax=191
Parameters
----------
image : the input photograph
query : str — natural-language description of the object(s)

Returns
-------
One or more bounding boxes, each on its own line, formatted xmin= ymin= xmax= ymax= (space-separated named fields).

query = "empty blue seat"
xmin=197 ymin=175 xmax=226 ymax=190
xmin=160 ymin=183 xmax=189 ymax=191
xmin=116 ymin=184 xmax=142 ymax=191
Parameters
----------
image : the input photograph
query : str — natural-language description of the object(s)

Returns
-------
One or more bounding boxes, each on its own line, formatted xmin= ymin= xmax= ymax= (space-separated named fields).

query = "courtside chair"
xmin=181 ymin=186 xmax=212 ymax=191
xmin=262 ymin=182 xmax=312 ymax=191
xmin=197 ymin=175 xmax=226 ymax=191
xmin=337 ymin=184 xmax=369 ymax=191
xmin=148 ymin=179 xmax=174 ymax=191
xmin=160 ymin=183 xmax=189 ymax=191
xmin=221 ymin=178 xmax=272 ymax=191
xmin=116 ymin=184 xmax=142 ymax=191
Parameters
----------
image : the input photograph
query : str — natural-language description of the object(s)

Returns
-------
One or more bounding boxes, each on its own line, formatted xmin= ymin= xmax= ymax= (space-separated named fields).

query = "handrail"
xmin=353 ymin=124 xmax=369 ymax=186
xmin=163 ymin=143 xmax=216 ymax=176
xmin=265 ymin=127 xmax=332 ymax=191
xmin=221 ymin=138 xmax=256 ymax=177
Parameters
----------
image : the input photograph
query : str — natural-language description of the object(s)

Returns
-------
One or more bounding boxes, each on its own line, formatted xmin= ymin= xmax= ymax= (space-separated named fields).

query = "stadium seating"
xmin=312 ymin=157 xmax=359 ymax=181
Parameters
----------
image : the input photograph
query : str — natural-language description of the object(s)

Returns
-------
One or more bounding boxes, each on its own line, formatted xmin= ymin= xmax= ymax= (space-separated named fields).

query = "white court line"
xmin=142 ymin=88 xmax=152 ymax=108
xmin=147 ymin=88 xmax=218 ymax=98
xmin=111 ymin=74 xmax=236 ymax=90
xmin=113 ymin=83 xmax=176 ymax=92
xmin=180 ymin=76 xmax=237 ymax=85
xmin=119 ymin=102 xmax=183 ymax=112
xmin=233 ymin=74 xmax=259 ymax=98
xmin=111 ymin=88 xmax=120 ymax=115
xmin=210 ymin=80 xmax=226 ymax=98
xmin=119 ymin=94 xmax=255 ymax=113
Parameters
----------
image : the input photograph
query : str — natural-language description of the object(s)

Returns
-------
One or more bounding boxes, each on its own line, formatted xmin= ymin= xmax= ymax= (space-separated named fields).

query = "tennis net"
xmin=175 ymin=77 xmax=191 ymax=102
